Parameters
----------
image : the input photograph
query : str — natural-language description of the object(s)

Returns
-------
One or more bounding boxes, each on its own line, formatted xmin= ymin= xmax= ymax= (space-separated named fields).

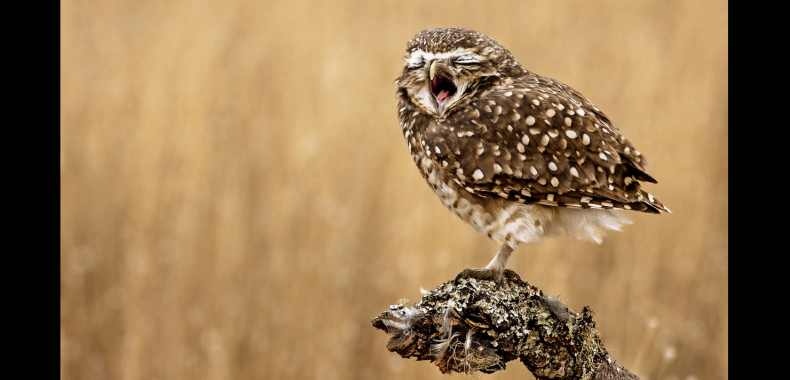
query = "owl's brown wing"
xmin=423 ymin=77 xmax=670 ymax=213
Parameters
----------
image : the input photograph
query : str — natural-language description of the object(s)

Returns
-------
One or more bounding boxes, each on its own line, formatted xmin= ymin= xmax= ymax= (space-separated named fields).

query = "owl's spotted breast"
xmin=406 ymin=126 xmax=548 ymax=247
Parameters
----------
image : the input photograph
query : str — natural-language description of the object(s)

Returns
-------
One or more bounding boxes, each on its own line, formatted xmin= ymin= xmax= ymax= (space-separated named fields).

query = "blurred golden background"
xmin=61 ymin=1 xmax=727 ymax=379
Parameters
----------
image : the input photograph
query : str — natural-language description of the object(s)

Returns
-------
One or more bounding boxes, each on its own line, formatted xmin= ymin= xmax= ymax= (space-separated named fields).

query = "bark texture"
xmin=371 ymin=275 xmax=640 ymax=380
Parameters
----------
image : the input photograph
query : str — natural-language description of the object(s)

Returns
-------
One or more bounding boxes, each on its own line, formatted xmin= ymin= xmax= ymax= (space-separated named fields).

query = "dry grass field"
xmin=61 ymin=1 xmax=727 ymax=379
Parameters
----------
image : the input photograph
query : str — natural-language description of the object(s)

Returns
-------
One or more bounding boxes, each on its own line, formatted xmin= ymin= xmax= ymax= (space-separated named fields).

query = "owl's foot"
xmin=453 ymin=268 xmax=521 ymax=286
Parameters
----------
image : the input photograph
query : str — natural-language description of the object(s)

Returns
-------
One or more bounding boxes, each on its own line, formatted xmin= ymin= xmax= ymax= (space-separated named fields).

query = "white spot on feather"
xmin=526 ymin=116 xmax=536 ymax=125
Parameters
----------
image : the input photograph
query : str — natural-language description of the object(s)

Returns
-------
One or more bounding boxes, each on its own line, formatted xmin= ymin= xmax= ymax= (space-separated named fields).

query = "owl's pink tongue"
xmin=436 ymin=90 xmax=451 ymax=103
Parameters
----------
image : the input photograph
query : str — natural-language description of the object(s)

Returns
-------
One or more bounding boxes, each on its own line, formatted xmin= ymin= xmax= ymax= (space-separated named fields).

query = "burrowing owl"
xmin=395 ymin=28 xmax=669 ymax=283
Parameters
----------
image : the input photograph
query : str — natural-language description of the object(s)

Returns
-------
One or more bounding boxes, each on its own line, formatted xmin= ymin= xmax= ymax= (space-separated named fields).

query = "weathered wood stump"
xmin=371 ymin=275 xmax=640 ymax=380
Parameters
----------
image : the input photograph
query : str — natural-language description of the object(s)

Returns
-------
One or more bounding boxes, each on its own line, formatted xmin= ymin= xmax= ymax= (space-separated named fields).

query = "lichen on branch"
xmin=371 ymin=275 xmax=640 ymax=380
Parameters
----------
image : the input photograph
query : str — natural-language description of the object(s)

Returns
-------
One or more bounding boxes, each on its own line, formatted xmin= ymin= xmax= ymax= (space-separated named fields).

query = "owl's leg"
xmin=453 ymin=243 xmax=521 ymax=285
xmin=485 ymin=242 xmax=515 ymax=272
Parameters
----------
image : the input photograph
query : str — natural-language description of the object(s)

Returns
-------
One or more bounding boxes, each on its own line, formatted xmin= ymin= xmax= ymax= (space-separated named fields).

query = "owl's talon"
xmin=502 ymin=269 xmax=522 ymax=284
xmin=453 ymin=268 xmax=521 ymax=286
xmin=454 ymin=268 xmax=494 ymax=285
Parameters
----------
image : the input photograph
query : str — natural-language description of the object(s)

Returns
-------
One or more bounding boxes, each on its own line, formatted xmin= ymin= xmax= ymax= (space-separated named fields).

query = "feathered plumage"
xmin=395 ymin=28 xmax=668 ymax=274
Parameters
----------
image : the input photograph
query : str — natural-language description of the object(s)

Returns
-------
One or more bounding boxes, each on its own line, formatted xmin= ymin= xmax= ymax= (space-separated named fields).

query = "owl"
xmin=395 ymin=28 xmax=669 ymax=283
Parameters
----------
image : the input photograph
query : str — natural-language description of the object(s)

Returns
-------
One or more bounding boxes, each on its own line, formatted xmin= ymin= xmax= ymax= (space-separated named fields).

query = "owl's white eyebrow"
xmin=404 ymin=48 xmax=483 ymax=66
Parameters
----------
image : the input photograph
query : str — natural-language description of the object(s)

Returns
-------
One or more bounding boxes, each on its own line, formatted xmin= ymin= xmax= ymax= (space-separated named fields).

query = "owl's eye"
xmin=454 ymin=58 xmax=479 ymax=66
xmin=408 ymin=62 xmax=425 ymax=70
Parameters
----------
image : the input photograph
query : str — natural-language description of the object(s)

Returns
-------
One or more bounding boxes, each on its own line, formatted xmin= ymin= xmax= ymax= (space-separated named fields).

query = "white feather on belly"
xmin=425 ymin=162 xmax=631 ymax=247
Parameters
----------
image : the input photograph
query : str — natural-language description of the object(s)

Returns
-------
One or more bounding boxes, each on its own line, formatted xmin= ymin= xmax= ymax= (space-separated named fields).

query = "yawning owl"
xmin=395 ymin=28 xmax=669 ymax=282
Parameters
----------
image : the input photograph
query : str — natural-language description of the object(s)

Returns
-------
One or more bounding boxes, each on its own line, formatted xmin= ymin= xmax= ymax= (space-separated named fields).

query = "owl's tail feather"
xmin=640 ymin=190 xmax=671 ymax=214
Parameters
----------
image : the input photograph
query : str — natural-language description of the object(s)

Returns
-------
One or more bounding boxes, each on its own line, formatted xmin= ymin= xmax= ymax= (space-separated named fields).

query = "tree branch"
xmin=371 ymin=274 xmax=640 ymax=380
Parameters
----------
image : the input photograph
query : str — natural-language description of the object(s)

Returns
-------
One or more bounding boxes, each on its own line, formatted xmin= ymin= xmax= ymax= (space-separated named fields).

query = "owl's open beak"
xmin=429 ymin=61 xmax=457 ymax=109
xmin=429 ymin=60 xmax=441 ymax=81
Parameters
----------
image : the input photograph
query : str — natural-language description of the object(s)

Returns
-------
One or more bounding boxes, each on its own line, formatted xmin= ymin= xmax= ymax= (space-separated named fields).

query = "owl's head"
xmin=396 ymin=28 xmax=524 ymax=119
